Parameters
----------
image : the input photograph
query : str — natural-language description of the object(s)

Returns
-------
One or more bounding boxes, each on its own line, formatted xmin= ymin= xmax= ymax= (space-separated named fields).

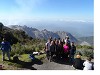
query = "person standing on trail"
xmin=64 ymin=36 xmax=71 ymax=50
xmin=45 ymin=38 xmax=51 ymax=60
xmin=63 ymin=42 xmax=70 ymax=59
xmin=69 ymin=42 xmax=76 ymax=63
xmin=57 ymin=40 xmax=63 ymax=59
xmin=50 ymin=40 xmax=55 ymax=62
xmin=55 ymin=40 xmax=59 ymax=59
xmin=0 ymin=38 xmax=11 ymax=61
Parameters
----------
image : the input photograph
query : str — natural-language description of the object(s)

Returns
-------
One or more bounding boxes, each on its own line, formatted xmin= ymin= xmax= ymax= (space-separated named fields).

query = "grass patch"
xmin=19 ymin=54 xmax=32 ymax=62
xmin=0 ymin=53 xmax=46 ymax=70
xmin=35 ymin=54 xmax=46 ymax=60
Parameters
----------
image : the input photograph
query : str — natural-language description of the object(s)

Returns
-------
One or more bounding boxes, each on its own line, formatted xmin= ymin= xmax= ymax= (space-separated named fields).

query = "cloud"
xmin=0 ymin=0 xmax=47 ymax=25
xmin=0 ymin=0 xmax=93 ymax=25
xmin=15 ymin=0 xmax=47 ymax=13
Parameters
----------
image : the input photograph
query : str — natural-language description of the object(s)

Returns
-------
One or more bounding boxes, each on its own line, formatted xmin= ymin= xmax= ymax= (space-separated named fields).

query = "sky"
xmin=0 ymin=0 xmax=94 ymax=25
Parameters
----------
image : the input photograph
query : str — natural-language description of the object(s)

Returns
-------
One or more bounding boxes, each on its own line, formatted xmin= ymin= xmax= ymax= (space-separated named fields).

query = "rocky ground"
xmin=32 ymin=58 xmax=75 ymax=70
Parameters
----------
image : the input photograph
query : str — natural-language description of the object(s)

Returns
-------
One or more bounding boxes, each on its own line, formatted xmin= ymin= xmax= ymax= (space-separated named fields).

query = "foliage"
xmin=78 ymin=36 xmax=94 ymax=46
xmin=11 ymin=43 xmax=35 ymax=56
xmin=0 ymin=53 xmax=45 ymax=70
xmin=0 ymin=24 xmax=46 ymax=57
xmin=76 ymin=45 xmax=93 ymax=49
xmin=35 ymin=54 xmax=46 ymax=60
xmin=82 ymin=49 xmax=94 ymax=58
xmin=76 ymin=49 xmax=94 ymax=59
xmin=10 ymin=39 xmax=45 ymax=56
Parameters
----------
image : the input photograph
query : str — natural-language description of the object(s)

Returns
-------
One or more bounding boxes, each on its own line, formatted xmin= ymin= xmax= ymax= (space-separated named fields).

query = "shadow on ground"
xmin=4 ymin=58 xmax=43 ymax=70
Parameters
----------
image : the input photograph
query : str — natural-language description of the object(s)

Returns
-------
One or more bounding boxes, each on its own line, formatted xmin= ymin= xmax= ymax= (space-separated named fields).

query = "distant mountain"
xmin=15 ymin=20 xmax=93 ymax=38
xmin=80 ymin=41 xmax=91 ymax=46
xmin=78 ymin=36 xmax=94 ymax=46
xmin=55 ymin=31 xmax=78 ymax=42
xmin=9 ymin=25 xmax=78 ymax=42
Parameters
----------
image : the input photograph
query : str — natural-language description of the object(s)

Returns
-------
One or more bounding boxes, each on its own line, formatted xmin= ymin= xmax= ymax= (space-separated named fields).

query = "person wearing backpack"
xmin=0 ymin=38 xmax=11 ymax=61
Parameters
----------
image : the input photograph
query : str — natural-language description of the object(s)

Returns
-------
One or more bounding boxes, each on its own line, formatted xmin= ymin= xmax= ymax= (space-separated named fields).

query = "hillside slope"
xmin=0 ymin=25 xmax=33 ymax=45
xmin=78 ymin=36 xmax=94 ymax=46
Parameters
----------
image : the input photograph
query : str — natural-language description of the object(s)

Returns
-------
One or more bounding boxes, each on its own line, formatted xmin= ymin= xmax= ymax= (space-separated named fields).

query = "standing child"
xmin=83 ymin=57 xmax=94 ymax=70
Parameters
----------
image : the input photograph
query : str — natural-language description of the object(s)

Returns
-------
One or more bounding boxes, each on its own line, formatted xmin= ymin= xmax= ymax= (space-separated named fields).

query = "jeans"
xmin=46 ymin=51 xmax=50 ymax=60
xmin=2 ymin=50 xmax=10 ymax=61
xmin=69 ymin=55 xmax=74 ymax=63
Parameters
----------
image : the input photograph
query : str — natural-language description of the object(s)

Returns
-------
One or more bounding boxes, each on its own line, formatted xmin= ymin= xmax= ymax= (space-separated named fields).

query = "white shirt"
xmin=83 ymin=60 xmax=93 ymax=70
xmin=65 ymin=39 xmax=70 ymax=44
xmin=46 ymin=42 xmax=50 ymax=51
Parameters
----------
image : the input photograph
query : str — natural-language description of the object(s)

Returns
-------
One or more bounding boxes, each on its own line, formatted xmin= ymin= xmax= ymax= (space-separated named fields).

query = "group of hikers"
xmin=0 ymin=36 xmax=93 ymax=70
xmin=44 ymin=36 xmax=94 ymax=70
xmin=45 ymin=36 xmax=76 ymax=62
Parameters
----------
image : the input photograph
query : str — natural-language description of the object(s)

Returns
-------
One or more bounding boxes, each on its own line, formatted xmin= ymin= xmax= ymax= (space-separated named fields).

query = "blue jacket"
xmin=0 ymin=41 xmax=11 ymax=51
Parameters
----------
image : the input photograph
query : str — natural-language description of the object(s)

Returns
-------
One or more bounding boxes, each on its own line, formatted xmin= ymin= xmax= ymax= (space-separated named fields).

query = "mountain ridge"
xmin=9 ymin=25 xmax=78 ymax=43
xmin=8 ymin=25 xmax=94 ymax=46
xmin=78 ymin=36 xmax=94 ymax=46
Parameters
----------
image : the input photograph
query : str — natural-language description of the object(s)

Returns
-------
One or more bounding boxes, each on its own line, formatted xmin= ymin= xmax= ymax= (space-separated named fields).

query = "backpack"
xmin=29 ymin=54 xmax=35 ymax=60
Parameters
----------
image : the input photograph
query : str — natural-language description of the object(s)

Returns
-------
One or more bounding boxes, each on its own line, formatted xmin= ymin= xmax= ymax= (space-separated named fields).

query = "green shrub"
xmin=0 ymin=50 xmax=2 ymax=55
xmin=9 ymin=38 xmax=45 ymax=56
xmin=76 ymin=45 xmax=93 ymax=49
xmin=82 ymin=49 xmax=94 ymax=58
xmin=11 ymin=43 xmax=36 ymax=56
xmin=35 ymin=47 xmax=40 ymax=52
xmin=76 ymin=49 xmax=94 ymax=59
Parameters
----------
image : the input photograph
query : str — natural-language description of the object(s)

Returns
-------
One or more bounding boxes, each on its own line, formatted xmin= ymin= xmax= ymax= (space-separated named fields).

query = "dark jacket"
xmin=50 ymin=44 xmax=55 ymax=52
xmin=58 ymin=44 xmax=63 ymax=53
xmin=70 ymin=45 xmax=76 ymax=55
xmin=1 ymin=41 xmax=11 ymax=51
xmin=73 ymin=58 xmax=83 ymax=70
